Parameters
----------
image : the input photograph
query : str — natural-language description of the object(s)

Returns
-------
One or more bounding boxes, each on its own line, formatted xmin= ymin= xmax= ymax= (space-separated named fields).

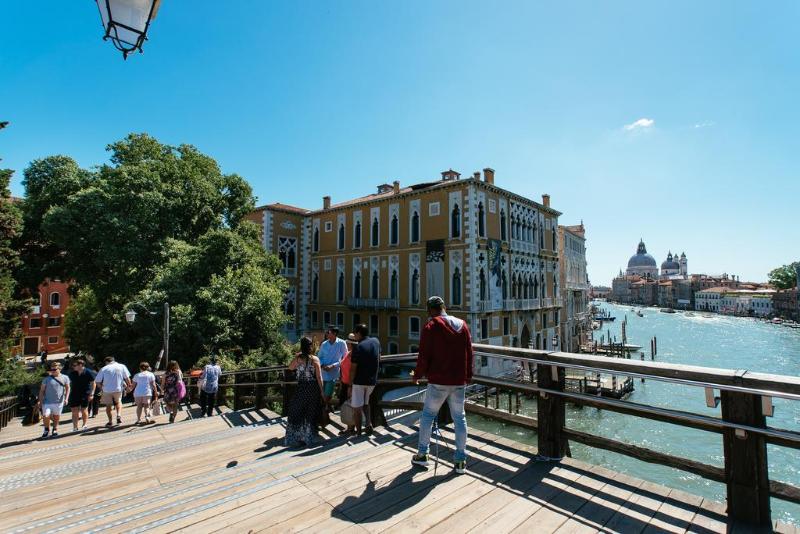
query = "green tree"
xmin=22 ymin=133 xmax=289 ymax=369
xmin=0 ymin=163 xmax=34 ymax=394
xmin=768 ymin=262 xmax=799 ymax=290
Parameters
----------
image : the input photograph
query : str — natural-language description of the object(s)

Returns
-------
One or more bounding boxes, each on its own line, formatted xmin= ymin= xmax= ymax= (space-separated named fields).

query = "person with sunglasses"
xmin=67 ymin=358 xmax=96 ymax=432
xmin=36 ymin=362 xmax=70 ymax=439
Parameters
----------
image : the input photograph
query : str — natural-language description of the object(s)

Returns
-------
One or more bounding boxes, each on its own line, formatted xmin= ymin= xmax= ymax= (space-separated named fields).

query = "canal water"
xmin=470 ymin=302 xmax=800 ymax=525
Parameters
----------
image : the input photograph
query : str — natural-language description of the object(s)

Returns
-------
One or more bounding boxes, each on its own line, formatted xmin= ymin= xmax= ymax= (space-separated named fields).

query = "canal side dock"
xmin=0 ymin=405 xmax=794 ymax=533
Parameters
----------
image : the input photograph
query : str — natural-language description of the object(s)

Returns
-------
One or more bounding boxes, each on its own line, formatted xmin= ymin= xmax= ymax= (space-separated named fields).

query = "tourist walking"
xmin=199 ymin=356 xmax=222 ymax=417
xmin=285 ymin=337 xmax=324 ymax=447
xmin=131 ymin=362 xmax=157 ymax=425
xmin=161 ymin=361 xmax=185 ymax=423
xmin=318 ymin=326 xmax=348 ymax=411
xmin=94 ymin=356 xmax=132 ymax=428
xmin=39 ymin=348 xmax=48 ymax=369
xmin=337 ymin=334 xmax=356 ymax=436
xmin=67 ymin=358 xmax=96 ymax=432
xmin=411 ymin=296 xmax=473 ymax=474
xmin=37 ymin=362 xmax=70 ymax=439
xmin=349 ymin=324 xmax=381 ymax=436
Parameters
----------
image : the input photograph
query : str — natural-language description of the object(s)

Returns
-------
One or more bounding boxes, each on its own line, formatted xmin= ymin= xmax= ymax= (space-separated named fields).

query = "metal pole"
xmin=163 ymin=302 xmax=170 ymax=366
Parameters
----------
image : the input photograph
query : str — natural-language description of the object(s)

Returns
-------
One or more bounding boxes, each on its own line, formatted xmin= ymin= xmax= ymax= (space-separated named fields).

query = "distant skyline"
xmin=2 ymin=1 xmax=799 ymax=284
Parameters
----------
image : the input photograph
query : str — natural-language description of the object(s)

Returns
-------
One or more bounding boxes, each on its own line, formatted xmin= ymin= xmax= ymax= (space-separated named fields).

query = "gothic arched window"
xmin=478 ymin=202 xmax=485 ymax=237
xmin=354 ymin=221 xmax=362 ymax=248
xmin=313 ymin=227 xmax=319 ymax=252
xmin=451 ymin=205 xmax=461 ymax=238
xmin=371 ymin=217 xmax=379 ymax=247
xmin=452 ymin=267 xmax=462 ymax=306
xmin=411 ymin=211 xmax=420 ymax=242
xmin=390 ymin=215 xmax=399 ymax=245
xmin=502 ymin=271 xmax=508 ymax=300
xmin=371 ymin=271 xmax=379 ymax=298
xmin=312 ymin=273 xmax=319 ymax=302
xmin=500 ymin=209 xmax=507 ymax=241
xmin=353 ymin=272 xmax=361 ymax=299
xmin=479 ymin=268 xmax=486 ymax=301
xmin=411 ymin=269 xmax=420 ymax=305
xmin=390 ymin=270 xmax=398 ymax=300
xmin=338 ymin=223 xmax=345 ymax=250
xmin=337 ymin=272 xmax=345 ymax=302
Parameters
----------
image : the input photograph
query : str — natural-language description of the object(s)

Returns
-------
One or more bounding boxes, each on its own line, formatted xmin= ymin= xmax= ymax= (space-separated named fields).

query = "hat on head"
xmin=426 ymin=295 xmax=445 ymax=308
xmin=346 ymin=333 xmax=357 ymax=343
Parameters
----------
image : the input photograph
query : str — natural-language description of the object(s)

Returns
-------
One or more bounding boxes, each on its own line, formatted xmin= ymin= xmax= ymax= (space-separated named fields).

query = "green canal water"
xmin=470 ymin=302 xmax=800 ymax=525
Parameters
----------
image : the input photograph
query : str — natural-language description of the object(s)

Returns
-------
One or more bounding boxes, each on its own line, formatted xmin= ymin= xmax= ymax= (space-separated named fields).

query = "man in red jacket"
xmin=411 ymin=296 xmax=473 ymax=474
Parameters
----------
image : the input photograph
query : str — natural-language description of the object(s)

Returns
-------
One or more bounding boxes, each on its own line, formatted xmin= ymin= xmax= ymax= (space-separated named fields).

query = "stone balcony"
xmin=347 ymin=297 xmax=400 ymax=310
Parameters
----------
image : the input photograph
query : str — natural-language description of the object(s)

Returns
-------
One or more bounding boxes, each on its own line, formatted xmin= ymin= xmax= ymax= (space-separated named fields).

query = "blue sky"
xmin=2 ymin=1 xmax=798 ymax=284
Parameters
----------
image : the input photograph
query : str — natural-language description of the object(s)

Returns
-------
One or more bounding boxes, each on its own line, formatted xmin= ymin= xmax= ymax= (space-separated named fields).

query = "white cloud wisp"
xmin=623 ymin=118 xmax=655 ymax=131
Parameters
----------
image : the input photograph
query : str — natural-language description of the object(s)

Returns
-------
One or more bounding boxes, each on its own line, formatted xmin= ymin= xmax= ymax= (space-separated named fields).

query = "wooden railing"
xmin=0 ymin=396 xmax=18 ymax=434
xmin=184 ymin=347 xmax=800 ymax=526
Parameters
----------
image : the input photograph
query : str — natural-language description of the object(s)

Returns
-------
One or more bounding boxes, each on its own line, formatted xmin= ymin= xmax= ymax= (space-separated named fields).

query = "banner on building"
xmin=487 ymin=239 xmax=503 ymax=311
xmin=426 ymin=240 xmax=445 ymax=301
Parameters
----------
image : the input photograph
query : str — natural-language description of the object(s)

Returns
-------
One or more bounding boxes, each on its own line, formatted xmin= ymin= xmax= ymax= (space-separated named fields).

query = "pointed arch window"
xmin=479 ymin=268 xmax=487 ymax=301
xmin=285 ymin=297 xmax=295 ymax=316
xmin=338 ymin=223 xmax=345 ymax=250
xmin=313 ymin=227 xmax=319 ymax=252
xmin=390 ymin=215 xmax=399 ymax=245
xmin=411 ymin=211 xmax=420 ymax=242
xmin=501 ymin=271 xmax=508 ymax=299
xmin=337 ymin=272 xmax=345 ymax=302
xmin=500 ymin=209 xmax=507 ymax=241
xmin=452 ymin=267 xmax=462 ymax=306
xmin=371 ymin=271 xmax=379 ymax=298
xmin=354 ymin=221 xmax=362 ymax=248
xmin=478 ymin=202 xmax=485 ymax=237
xmin=523 ymin=277 xmax=529 ymax=299
xmin=533 ymin=276 xmax=539 ymax=298
xmin=411 ymin=269 xmax=420 ymax=305
xmin=288 ymin=248 xmax=295 ymax=270
xmin=511 ymin=275 xmax=518 ymax=299
xmin=353 ymin=272 xmax=361 ymax=299
xmin=312 ymin=273 xmax=319 ymax=302
xmin=50 ymin=292 xmax=61 ymax=307
xmin=451 ymin=205 xmax=461 ymax=238
xmin=390 ymin=270 xmax=398 ymax=300
xmin=371 ymin=217 xmax=379 ymax=246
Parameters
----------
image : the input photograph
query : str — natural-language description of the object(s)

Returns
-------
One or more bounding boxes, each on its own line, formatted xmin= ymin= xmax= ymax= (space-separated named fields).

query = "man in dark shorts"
xmin=349 ymin=323 xmax=381 ymax=436
xmin=67 ymin=358 xmax=97 ymax=432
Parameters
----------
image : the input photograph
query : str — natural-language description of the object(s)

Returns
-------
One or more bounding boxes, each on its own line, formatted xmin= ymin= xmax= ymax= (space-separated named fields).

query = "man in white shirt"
xmin=94 ymin=356 xmax=132 ymax=427
xmin=317 ymin=326 xmax=348 ymax=409
xmin=199 ymin=356 xmax=222 ymax=418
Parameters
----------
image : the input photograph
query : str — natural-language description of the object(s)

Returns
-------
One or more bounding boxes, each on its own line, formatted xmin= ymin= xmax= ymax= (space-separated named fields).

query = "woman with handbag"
xmin=285 ymin=337 xmax=324 ymax=447
xmin=161 ymin=360 xmax=185 ymax=424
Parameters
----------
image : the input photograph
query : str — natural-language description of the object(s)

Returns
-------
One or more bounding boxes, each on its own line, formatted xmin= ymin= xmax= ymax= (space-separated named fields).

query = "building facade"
xmin=247 ymin=169 xmax=562 ymax=358
xmin=558 ymin=223 xmax=589 ymax=352
xmin=11 ymin=278 xmax=71 ymax=356
xmin=773 ymin=289 xmax=799 ymax=321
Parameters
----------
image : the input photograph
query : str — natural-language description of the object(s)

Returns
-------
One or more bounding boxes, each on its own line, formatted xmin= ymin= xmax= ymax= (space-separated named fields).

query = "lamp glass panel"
xmin=108 ymin=0 xmax=153 ymax=45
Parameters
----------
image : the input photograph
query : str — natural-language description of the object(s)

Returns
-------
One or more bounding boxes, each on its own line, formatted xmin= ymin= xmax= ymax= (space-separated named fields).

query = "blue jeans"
xmin=418 ymin=384 xmax=468 ymax=462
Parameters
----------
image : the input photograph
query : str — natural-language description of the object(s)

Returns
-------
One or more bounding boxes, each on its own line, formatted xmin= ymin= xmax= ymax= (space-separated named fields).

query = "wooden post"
xmin=720 ymin=390 xmax=771 ymax=526
xmin=537 ymin=363 xmax=567 ymax=458
xmin=233 ymin=373 xmax=243 ymax=411
xmin=483 ymin=387 xmax=488 ymax=408
xmin=254 ymin=371 xmax=266 ymax=409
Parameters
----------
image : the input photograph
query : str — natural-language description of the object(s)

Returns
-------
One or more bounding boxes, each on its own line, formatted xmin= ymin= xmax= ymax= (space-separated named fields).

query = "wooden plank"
xmin=602 ymin=478 xmax=669 ymax=533
xmin=642 ymin=487 xmax=703 ymax=533
xmin=553 ymin=465 xmax=644 ymax=534
xmin=511 ymin=468 xmax=609 ymax=533
xmin=464 ymin=463 xmax=584 ymax=533
xmin=687 ymin=498 xmax=730 ymax=533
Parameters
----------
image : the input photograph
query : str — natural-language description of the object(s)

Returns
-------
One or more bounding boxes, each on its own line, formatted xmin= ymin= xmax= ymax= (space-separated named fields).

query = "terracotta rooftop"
xmin=257 ymin=202 xmax=310 ymax=215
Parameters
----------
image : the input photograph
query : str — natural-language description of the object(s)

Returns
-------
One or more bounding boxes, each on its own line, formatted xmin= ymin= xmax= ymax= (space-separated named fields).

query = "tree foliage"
xmin=0 ymin=162 xmax=35 ymax=394
xmin=21 ymin=133 xmax=290 ymax=369
xmin=768 ymin=262 xmax=799 ymax=290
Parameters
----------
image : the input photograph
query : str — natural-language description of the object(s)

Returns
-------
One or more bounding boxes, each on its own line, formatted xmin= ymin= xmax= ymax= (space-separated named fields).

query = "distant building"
xmin=246 ymin=168 xmax=563 ymax=358
xmin=773 ymin=289 xmax=799 ymax=321
xmin=590 ymin=285 xmax=611 ymax=299
xmin=695 ymin=287 xmax=725 ymax=312
xmin=696 ymin=287 xmax=776 ymax=316
xmin=558 ymin=223 xmax=590 ymax=352
xmin=11 ymin=278 xmax=71 ymax=356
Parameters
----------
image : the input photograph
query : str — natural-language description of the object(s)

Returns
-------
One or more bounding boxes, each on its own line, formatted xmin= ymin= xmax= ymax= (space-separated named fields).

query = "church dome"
xmin=627 ymin=240 xmax=657 ymax=269
xmin=661 ymin=251 xmax=680 ymax=271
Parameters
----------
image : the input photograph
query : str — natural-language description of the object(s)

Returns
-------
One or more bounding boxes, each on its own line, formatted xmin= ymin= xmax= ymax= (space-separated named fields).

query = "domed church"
xmin=661 ymin=251 xmax=687 ymax=279
xmin=625 ymin=239 xmax=659 ymax=278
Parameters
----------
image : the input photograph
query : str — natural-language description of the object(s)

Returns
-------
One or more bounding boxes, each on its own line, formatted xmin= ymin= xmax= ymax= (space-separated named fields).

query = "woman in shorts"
xmin=131 ymin=362 xmax=157 ymax=425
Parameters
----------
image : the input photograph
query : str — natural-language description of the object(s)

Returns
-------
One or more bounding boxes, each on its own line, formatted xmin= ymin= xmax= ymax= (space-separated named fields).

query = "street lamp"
xmin=95 ymin=0 xmax=163 ymax=60
xmin=126 ymin=301 xmax=170 ymax=369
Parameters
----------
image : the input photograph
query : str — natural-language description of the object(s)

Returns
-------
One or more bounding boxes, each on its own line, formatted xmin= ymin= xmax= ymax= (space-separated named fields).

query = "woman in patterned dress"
xmin=285 ymin=337 xmax=324 ymax=447
xmin=161 ymin=360 xmax=183 ymax=423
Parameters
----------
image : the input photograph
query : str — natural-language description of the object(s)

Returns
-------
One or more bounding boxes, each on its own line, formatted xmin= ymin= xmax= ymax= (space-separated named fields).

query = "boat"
xmin=591 ymin=321 xmax=601 ymax=330
xmin=636 ymin=310 xmax=644 ymax=317
xmin=685 ymin=312 xmax=695 ymax=317
xmin=771 ymin=318 xmax=783 ymax=324
xmin=593 ymin=315 xmax=616 ymax=322
xmin=660 ymin=308 xmax=676 ymax=314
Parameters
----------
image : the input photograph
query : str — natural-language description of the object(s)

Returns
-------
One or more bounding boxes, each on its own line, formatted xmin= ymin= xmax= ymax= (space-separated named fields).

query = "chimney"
xmin=473 ymin=171 xmax=480 ymax=180
xmin=483 ymin=167 xmax=495 ymax=185
xmin=542 ymin=194 xmax=550 ymax=207
xmin=393 ymin=180 xmax=400 ymax=194
xmin=323 ymin=196 xmax=331 ymax=210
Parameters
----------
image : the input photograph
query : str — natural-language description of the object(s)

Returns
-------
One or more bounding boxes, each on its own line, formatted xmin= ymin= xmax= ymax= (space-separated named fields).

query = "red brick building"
xmin=12 ymin=278 xmax=71 ymax=356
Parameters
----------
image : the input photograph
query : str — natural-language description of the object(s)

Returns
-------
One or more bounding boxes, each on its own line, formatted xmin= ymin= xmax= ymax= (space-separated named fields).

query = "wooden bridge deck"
xmin=0 ymin=405 xmax=795 ymax=534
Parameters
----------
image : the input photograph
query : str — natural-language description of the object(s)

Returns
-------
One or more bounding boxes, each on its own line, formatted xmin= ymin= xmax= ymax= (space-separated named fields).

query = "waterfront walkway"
xmin=0 ymin=405 xmax=795 ymax=533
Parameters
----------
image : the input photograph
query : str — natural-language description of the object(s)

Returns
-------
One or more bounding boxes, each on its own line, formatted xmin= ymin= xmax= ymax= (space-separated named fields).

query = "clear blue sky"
xmin=2 ymin=1 xmax=798 ymax=284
